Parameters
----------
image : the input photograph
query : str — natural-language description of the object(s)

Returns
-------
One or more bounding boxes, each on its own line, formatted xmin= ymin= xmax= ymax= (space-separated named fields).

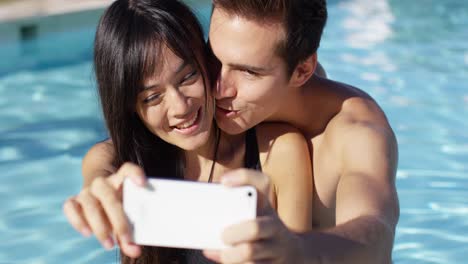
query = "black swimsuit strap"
xmin=244 ymin=127 xmax=262 ymax=171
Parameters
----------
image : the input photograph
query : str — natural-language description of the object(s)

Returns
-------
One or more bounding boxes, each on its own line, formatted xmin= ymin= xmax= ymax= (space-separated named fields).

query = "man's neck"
xmin=267 ymin=76 xmax=346 ymax=137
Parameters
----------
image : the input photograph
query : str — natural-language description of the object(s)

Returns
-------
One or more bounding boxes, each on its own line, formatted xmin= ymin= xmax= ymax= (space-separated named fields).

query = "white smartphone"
xmin=123 ymin=178 xmax=257 ymax=250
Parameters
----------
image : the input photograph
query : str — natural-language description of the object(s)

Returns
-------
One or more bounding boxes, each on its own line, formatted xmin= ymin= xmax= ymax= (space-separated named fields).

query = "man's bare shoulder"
xmin=319 ymin=83 xmax=397 ymax=171
xmin=325 ymin=84 xmax=393 ymax=141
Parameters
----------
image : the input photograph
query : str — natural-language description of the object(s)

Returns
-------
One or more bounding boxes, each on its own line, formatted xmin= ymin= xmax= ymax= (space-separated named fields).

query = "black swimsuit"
xmin=244 ymin=127 xmax=262 ymax=171
xmin=184 ymin=127 xmax=261 ymax=264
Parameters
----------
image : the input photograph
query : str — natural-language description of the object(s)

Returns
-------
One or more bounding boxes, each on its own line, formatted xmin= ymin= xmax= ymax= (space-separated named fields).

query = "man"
xmin=202 ymin=0 xmax=399 ymax=263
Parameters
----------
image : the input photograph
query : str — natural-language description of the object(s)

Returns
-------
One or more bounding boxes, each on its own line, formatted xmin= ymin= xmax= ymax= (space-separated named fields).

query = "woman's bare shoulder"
xmin=82 ymin=139 xmax=117 ymax=187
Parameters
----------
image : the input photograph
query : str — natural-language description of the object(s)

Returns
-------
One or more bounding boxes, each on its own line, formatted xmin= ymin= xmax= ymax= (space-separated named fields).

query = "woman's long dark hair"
xmin=94 ymin=0 xmax=211 ymax=262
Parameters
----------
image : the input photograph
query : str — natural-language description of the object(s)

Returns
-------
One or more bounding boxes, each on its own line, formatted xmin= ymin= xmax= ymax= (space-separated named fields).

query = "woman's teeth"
xmin=176 ymin=111 xmax=198 ymax=129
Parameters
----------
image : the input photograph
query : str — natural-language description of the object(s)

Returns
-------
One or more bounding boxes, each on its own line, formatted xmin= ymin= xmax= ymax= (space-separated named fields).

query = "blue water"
xmin=1 ymin=0 xmax=467 ymax=263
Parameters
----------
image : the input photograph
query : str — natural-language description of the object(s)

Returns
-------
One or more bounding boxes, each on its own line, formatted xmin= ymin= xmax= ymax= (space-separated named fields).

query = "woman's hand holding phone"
xmin=63 ymin=162 xmax=146 ymax=258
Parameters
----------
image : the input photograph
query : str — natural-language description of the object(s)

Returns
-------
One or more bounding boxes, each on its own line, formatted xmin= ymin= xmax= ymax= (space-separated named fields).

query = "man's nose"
xmin=215 ymin=69 xmax=237 ymax=100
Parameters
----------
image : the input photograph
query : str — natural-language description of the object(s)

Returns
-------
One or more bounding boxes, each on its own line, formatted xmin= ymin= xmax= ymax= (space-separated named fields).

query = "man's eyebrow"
xmin=143 ymin=61 xmax=189 ymax=90
xmin=228 ymin=63 xmax=270 ymax=73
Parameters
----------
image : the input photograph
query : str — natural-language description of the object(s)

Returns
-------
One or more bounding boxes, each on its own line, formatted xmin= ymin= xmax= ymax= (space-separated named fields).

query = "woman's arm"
xmin=81 ymin=140 xmax=116 ymax=187
xmin=63 ymin=139 xmax=147 ymax=258
xmin=256 ymin=123 xmax=313 ymax=233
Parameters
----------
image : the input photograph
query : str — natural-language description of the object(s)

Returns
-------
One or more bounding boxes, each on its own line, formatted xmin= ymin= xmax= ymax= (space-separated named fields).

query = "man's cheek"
xmin=246 ymin=85 xmax=274 ymax=101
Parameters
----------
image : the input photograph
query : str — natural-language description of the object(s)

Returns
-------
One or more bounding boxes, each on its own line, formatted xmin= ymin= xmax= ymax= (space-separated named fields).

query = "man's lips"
xmin=216 ymin=106 xmax=239 ymax=118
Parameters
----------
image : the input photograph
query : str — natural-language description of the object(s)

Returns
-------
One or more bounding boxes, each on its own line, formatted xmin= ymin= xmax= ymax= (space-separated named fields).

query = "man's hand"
xmin=203 ymin=169 xmax=305 ymax=264
xmin=63 ymin=162 xmax=146 ymax=258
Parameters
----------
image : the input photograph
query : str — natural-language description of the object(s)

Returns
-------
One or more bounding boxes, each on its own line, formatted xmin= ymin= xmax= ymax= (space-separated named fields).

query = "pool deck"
xmin=0 ymin=0 xmax=113 ymax=23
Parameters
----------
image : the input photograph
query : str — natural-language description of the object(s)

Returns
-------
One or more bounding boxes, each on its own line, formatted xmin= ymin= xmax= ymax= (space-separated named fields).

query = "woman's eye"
xmin=143 ymin=93 xmax=161 ymax=104
xmin=181 ymin=70 xmax=199 ymax=84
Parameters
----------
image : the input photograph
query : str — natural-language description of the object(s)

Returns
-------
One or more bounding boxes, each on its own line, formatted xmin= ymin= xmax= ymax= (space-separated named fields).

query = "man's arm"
xmin=301 ymin=122 xmax=399 ymax=263
xmin=203 ymin=121 xmax=399 ymax=264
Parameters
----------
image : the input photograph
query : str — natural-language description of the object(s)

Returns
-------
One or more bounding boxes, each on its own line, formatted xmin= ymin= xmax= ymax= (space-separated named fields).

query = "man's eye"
xmin=242 ymin=69 xmax=258 ymax=76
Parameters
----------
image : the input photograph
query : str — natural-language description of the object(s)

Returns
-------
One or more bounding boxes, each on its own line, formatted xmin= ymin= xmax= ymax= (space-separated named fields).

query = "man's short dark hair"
xmin=212 ymin=0 xmax=327 ymax=76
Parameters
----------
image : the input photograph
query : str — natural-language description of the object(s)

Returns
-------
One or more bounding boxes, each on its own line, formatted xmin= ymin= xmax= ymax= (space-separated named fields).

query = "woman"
xmin=63 ymin=0 xmax=312 ymax=263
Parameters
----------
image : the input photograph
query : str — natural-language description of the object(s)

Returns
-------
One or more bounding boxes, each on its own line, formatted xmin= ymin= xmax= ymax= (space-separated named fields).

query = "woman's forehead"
xmin=142 ymin=48 xmax=193 ymax=86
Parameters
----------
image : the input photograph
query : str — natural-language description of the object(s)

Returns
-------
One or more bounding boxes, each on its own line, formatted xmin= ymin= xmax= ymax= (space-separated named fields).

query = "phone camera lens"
xmin=248 ymin=192 xmax=252 ymax=197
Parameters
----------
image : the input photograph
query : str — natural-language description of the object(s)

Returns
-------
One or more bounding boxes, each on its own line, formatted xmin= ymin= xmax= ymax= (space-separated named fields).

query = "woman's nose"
xmin=167 ymin=87 xmax=190 ymax=118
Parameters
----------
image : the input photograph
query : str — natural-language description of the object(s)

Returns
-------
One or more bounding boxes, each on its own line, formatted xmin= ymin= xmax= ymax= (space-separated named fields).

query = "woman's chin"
xmin=175 ymin=133 xmax=210 ymax=151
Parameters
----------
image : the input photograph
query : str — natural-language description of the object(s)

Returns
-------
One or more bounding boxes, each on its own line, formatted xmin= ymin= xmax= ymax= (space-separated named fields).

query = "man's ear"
xmin=289 ymin=53 xmax=317 ymax=87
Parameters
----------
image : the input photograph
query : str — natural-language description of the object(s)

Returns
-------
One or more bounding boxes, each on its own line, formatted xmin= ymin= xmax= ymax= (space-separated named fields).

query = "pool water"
xmin=1 ymin=0 xmax=467 ymax=263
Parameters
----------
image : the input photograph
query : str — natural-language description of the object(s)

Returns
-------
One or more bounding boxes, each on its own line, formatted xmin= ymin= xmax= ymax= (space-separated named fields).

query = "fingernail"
xmin=136 ymin=178 xmax=144 ymax=186
xmin=137 ymin=176 xmax=147 ymax=186
xmin=81 ymin=227 xmax=92 ymax=237
xmin=103 ymin=237 xmax=114 ymax=250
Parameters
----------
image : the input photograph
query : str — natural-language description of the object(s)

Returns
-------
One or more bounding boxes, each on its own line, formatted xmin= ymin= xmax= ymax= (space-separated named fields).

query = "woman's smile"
xmin=172 ymin=107 xmax=203 ymax=135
